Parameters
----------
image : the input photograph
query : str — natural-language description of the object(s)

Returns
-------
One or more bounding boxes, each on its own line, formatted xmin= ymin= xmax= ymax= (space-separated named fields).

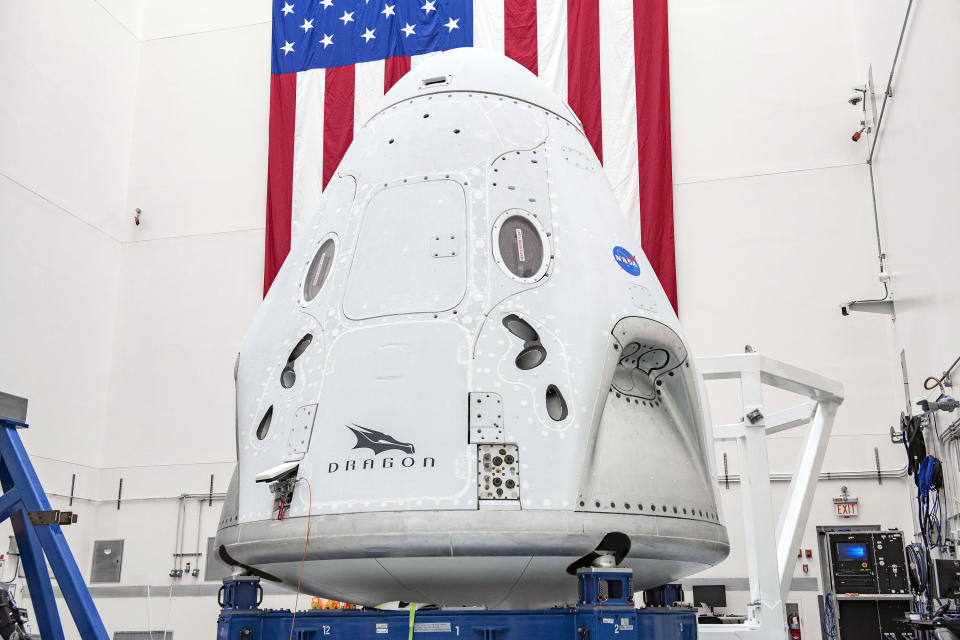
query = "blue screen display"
xmin=837 ymin=542 xmax=867 ymax=561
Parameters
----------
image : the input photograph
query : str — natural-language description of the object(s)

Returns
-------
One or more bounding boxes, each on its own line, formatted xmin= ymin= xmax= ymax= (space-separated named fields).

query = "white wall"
xmin=0 ymin=0 xmax=943 ymax=639
xmin=669 ymin=2 xmax=919 ymax=638
xmin=866 ymin=0 xmax=960 ymax=561
xmin=0 ymin=1 xmax=276 ymax=637
xmin=0 ymin=0 xmax=138 ymax=466
xmin=868 ymin=0 xmax=960 ymax=411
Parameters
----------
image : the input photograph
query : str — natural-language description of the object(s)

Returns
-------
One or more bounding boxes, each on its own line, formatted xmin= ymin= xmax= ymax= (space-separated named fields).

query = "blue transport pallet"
xmin=216 ymin=568 xmax=698 ymax=640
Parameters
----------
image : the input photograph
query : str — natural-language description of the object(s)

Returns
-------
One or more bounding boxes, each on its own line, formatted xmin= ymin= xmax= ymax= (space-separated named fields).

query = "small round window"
xmin=493 ymin=211 xmax=548 ymax=282
xmin=303 ymin=238 xmax=336 ymax=302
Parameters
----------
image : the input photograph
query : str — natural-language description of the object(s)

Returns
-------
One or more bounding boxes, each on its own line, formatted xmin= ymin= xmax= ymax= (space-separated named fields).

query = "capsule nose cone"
xmin=371 ymin=48 xmax=583 ymax=132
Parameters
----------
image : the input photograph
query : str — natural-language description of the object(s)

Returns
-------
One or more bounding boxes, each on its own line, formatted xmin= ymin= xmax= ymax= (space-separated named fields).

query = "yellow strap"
xmin=408 ymin=602 xmax=417 ymax=640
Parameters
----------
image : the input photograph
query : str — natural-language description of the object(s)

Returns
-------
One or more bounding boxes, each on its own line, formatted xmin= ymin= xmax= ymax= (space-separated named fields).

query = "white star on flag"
xmin=361 ymin=27 xmax=376 ymax=42
xmin=319 ymin=0 xmax=333 ymax=8
xmin=280 ymin=40 xmax=295 ymax=55
xmin=281 ymin=2 xmax=294 ymax=15
xmin=401 ymin=22 xmax=416 ymax=37
xmin=320 ymin=33 xmax=333 ymax=48
xmin=444 ymin=17 xmax=460 ymax=32
xmin=381 ymin=4 xmax=396 ymax=18
xmin=300 ymin=18 xmax=314 ymax=33
xmin=421 ymin=0 xmax=436 ymax=15
xmin=339 ymin=10 xmax=354 ymax=25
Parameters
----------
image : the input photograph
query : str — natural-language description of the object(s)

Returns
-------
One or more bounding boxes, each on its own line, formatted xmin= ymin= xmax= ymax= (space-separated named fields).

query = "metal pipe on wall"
xmin=194 ymin=498 xmax=204 ymax=578
xmin=177 ymin=497 xmax=187 ymax=573
xmin=716 ymin=464 xmax=908 ymax=485
xmin=171 ymin=498 xmax=183 ymax=575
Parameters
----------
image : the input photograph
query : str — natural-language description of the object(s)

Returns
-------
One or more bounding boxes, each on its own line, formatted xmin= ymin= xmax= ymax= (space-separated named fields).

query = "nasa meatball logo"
xmin=612 ymin=246 xmax=642 ymax=276
xmin=327 ymin=424 xmax=435 ymax=474
xmin=347 ymin=424 xmax=414 ymax=455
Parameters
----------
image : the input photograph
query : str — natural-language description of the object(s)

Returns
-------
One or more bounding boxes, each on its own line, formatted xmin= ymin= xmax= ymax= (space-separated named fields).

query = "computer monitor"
xmin=836 ymin=542 xmax=868 ymax=562
xmin=692 ymin=584 xmax=727 ymax=609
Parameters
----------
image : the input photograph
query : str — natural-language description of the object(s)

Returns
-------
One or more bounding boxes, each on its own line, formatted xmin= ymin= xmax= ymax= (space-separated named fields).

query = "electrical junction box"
xmin=90 ymin=539 xmax=124 ymax=583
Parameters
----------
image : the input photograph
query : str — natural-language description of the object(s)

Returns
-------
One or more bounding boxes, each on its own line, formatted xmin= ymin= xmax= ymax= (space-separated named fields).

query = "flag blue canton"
xmin=272 ymin=0 xmax=474 ymax=74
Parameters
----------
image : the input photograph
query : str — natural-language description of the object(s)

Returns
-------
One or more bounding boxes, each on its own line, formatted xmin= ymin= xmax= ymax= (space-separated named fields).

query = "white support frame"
xmin=695 ymin=353 xmax=844 ymax=640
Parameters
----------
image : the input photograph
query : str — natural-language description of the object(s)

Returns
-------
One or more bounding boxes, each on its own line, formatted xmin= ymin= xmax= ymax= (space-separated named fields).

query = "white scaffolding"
xmin=696 ymin=353 xmax=844 ymax=640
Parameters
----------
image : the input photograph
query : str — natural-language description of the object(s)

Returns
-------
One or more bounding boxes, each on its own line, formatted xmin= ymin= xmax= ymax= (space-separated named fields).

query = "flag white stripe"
xmin=411 ymin=50 xmax=443 ymax=69
xmin=472 ymin=0 xmax=505 ymax=53
xmin=355 ymin=59 xmax=386 ymax=134
xmin=537 ymin=0 xmax=567 ymax=101
xmin=292 ymin=67 xmax=326 ymax=242
xmin=598 ymin=0 xmax=641 ymax=237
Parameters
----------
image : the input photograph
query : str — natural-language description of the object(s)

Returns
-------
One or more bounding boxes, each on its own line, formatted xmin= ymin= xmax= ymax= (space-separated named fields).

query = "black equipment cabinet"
xmin=825 ymin=530 xmax=914 ymax=640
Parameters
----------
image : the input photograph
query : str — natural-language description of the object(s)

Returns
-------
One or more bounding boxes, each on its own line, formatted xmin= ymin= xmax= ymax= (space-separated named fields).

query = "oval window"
xmin=495 ymin=214 xmax=545 ymax=280
xmin=545 ymin=385 xmax=568 ymax=421
xmin=256 ymin=406 xmax=274 ymax=440
xmin=303 ymin=239 xmax=336 ymax=302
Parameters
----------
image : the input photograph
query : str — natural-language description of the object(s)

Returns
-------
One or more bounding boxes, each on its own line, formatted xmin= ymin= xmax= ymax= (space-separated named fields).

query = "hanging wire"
xmin=288 ymin=478 xmax=313 ymax=640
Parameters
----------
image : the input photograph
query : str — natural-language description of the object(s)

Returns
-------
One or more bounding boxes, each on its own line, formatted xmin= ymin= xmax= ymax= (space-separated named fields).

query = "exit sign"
xmin=835 ymin=502 xmax=858 ymax=518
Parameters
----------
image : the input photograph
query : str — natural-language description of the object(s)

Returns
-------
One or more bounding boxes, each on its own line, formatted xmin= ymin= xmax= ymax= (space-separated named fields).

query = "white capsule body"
xmin=216 ymin=49 xmax=728 ymax=608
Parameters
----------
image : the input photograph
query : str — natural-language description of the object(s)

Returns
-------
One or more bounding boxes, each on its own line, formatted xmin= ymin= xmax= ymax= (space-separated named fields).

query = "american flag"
xmin=264 ymin=0 xmax=676 ymax=309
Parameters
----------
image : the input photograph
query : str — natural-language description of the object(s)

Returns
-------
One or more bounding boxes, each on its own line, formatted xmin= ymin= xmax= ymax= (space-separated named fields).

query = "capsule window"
xmin=495 ymin=214 xmax=545 ymax=280
xmin=303 ymin=239 xmax=336 ymax=302
xmin=288 ymin=334 xmax=313 ymax=362
xmin=545 ymin=385 xmax=568 ymax=421
xmin=280 ymin=334 xmax=313 ymax=389
xmin=256 ymin=406 xmax=274 ymax=440
xmin=502 ymin=314 xmax=539 ymax=342
xmin=502 ymin=314 xmax=547 ymax=370
xmin=516 ymin=344 xmax=546 ymax=370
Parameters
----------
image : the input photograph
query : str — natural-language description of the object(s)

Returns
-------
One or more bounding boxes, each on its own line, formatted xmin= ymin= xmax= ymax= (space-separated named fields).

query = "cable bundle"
xmin=821 ymin=592 xmax=838 ymax=640
xmin=906 ymin=542 xmax=929 ymax=596
xmin=902 ymin=413 xmax=927 ymax=474
xmin=916 ymin=455 xmax=944 ymax=548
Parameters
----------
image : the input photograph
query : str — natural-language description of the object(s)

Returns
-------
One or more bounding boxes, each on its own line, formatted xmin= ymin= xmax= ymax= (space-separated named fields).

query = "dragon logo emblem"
xmin=346 ymin=424 xmax=415 ymax=455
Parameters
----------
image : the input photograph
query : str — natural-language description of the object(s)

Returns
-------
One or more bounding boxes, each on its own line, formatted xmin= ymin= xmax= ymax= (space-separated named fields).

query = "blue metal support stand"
xmin=217 ymin=568 xmax=698 ymax=640
xmin=0 ymin=396 xmax=109 ymax=639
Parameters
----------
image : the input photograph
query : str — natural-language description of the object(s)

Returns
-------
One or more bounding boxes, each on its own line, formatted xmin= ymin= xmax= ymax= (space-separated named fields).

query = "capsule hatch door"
xmin=344 ymin=180 xmax=467 ymax=320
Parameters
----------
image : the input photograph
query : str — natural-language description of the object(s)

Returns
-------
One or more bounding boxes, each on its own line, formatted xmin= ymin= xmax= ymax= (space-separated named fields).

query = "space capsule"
xmin=215 ymin=48 xmax=728 ymax=609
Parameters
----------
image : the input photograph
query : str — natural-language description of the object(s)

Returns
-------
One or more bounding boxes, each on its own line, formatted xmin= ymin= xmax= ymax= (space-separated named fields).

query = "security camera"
xmin=849 ymin=86 xmax=867 ymax=106
xmin=918 ymin=395 xmax=960 ymax=413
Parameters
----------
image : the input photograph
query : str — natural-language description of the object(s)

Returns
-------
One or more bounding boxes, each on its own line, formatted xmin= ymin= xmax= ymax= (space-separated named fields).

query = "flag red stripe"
xmin=566 ymin=0 xmax=602 ymax=162
xmin=504 ymin=0 xmax=538 ymax=75
xmin=263 ymin=72 xmax=298 ymax=296
xmin=323 ymin=65 xmax=356 ymax=190
xmin=633 ymin=0 xmax=677 ymax=311
xmin=384 ymin=56 xmax=411 ymax=93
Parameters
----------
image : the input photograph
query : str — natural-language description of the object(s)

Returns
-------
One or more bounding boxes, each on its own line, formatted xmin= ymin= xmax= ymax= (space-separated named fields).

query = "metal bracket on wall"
xmin=874 ymin=447 xmax=883 ymax=485
xmin=840 ymin=298 xmax=895 ymax=317
xmin=28 ymin=510 xmax=77 ymax=526
xmin=723 ymin=453 xmax=729 ymax=489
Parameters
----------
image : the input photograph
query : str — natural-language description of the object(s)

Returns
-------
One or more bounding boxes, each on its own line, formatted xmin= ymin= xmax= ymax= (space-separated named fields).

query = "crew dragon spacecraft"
xmin=215 ymin=48 xmax=729 ymax=609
